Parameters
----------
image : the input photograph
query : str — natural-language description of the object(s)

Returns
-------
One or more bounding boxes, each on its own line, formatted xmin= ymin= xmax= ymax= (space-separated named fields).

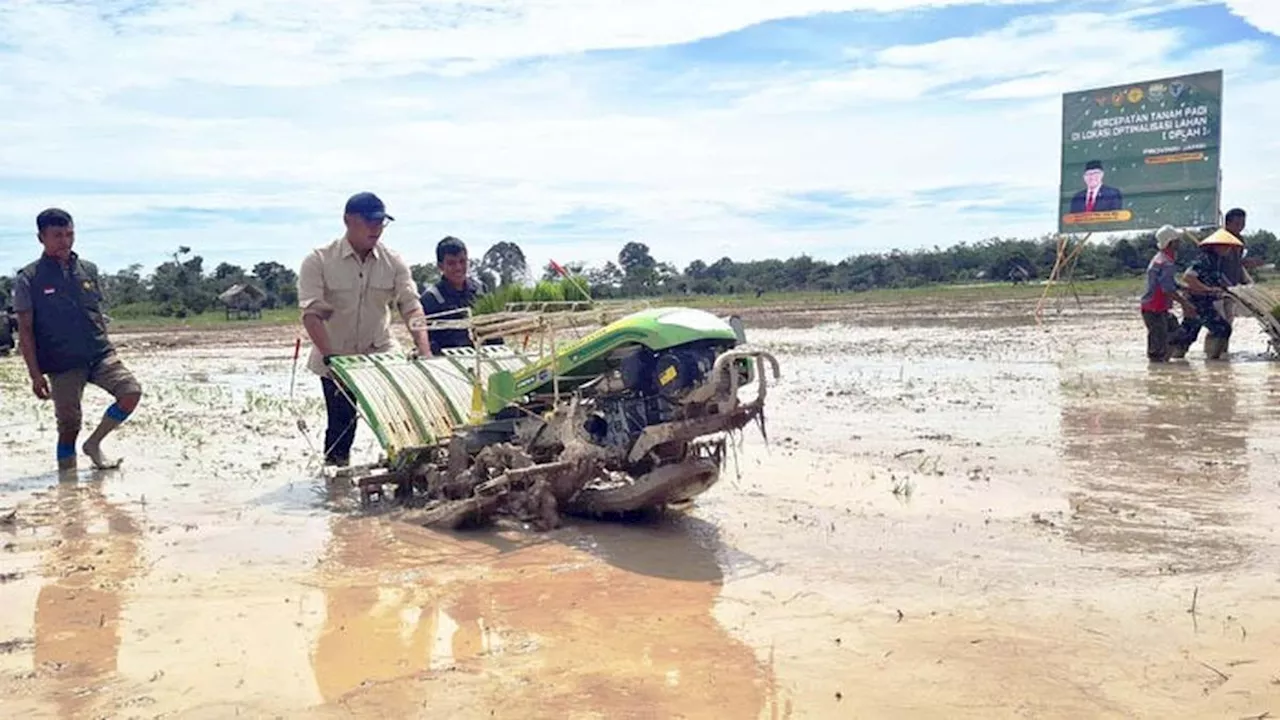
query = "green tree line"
xmin=0 ymin=247 xmax=300 ymax=319
xmin=2 ymin=227 xmax=1275 ymax=317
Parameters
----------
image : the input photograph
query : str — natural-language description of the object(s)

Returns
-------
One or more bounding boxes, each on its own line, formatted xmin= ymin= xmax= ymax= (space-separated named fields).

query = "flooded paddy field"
xmin=2 ymin=293 xmax=1279 ymax=719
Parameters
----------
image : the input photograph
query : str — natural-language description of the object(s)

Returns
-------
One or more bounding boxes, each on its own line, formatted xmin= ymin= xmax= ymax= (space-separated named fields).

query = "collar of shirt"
xmin=339 ymin=237 xmax=381 ymax=262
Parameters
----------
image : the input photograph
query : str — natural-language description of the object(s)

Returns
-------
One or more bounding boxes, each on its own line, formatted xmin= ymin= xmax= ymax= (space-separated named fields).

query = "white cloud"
xmin=0 ymin=0 xmax=1277 ymax=278
xmin=0 ymin=1 xmax=1058 ymax=80
xmin=1225 ymin=0 xmax=1280 ymax=36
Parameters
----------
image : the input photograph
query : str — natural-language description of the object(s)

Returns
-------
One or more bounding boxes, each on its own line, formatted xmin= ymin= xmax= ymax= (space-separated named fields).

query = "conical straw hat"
xmin=1199 ymin=228 xmax=1244 ymax=247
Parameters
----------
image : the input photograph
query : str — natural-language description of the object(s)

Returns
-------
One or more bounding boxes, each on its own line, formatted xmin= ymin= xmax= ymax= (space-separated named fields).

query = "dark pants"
xmin=321 ymin=376 xmax=357 ymax=465
xmin=1142 ymin=310 xmax=1182 ymax=361
xmin=1173 ymin=295 xmax=1232 ymax=352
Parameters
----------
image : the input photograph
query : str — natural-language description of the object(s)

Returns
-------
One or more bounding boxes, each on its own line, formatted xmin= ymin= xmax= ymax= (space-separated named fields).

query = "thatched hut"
xmin=219 ymin=283 xmax=266 ymax=320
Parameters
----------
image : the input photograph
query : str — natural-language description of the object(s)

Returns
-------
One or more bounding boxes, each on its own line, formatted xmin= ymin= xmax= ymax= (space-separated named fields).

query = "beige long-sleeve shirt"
xmin=298 ymin=236 xmax=423 ymax=376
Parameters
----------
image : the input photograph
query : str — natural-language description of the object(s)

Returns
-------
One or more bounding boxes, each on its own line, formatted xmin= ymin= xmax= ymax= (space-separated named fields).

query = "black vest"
xmin=20 ymin=253 xmax=114 ymax=374
xmin=420 ymin=280 xmax=479 ymax=353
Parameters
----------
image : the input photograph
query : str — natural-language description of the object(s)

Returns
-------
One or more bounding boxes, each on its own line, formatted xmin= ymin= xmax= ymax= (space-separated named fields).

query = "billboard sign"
xmin=1058 ymin=69 xmax=1222 ymax=234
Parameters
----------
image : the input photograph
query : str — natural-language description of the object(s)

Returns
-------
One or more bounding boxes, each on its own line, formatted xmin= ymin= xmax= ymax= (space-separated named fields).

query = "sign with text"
xmin=1058 ymin=69 xmax=1222 ymax=234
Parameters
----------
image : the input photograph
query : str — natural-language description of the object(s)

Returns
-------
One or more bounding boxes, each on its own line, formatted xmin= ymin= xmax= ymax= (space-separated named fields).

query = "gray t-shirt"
xmin=11 ymin=272 xmax=32 ymax=312
xmin=11 ymin=262 xmax=76 ymax=313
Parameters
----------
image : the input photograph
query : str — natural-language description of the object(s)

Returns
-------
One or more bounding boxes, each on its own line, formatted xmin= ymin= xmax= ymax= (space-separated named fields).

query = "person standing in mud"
xmin=12 ymin=208 xmax=143 ymax=471
xmin=298 ymin=192 xmax=433 ymax=467
xmin=1172 ymin=229 xmax=1242 ymax=360
xmin=1213 ymin=208 xmax=1256 ymax=356
xmin=1140 ymin=225 xmax=1197 ymax=362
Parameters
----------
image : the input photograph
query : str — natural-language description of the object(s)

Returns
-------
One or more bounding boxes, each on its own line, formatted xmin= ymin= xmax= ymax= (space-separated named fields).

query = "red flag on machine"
xmin=549 ymin=259 xmax=567 ymax=277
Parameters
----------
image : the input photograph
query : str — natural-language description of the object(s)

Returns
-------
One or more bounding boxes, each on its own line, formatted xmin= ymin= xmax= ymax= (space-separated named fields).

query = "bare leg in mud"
xmin=80 ymin=356 xmax=144 ymax=470
xmin=82 ymin=391 xmax=140 ymax=469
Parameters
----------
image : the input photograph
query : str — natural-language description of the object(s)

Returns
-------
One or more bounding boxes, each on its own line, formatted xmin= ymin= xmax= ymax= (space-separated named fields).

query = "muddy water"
xmin=1 ymin=295 xmax=1279 ymax=718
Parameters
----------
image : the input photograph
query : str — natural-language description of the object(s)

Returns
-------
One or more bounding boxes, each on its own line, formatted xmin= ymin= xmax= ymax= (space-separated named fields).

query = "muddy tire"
xmin=565 ymin=458 xmax=721 ymax=516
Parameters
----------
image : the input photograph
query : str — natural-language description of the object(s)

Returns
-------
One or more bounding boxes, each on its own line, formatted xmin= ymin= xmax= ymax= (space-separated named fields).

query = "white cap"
xmin=1155 ymin=224 xmax=1180 ymax=249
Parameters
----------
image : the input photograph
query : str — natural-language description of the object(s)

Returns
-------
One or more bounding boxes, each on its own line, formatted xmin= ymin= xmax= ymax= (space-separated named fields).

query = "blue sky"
xmin=1 ymin=0 xmax=1278 ymax=277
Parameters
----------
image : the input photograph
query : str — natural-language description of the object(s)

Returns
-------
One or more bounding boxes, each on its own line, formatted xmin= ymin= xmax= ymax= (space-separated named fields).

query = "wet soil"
xmin=2 ymin=292 xmax=1280 ymax=718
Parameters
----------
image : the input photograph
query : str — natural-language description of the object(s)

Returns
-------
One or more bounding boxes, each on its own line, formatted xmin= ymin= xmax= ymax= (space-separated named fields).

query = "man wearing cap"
xmin=1140 ymin=225 xmax=1197 ymax=362
xmin=298 ymin=192 xmax=433 ymax=467
xmin=1172 ymin=228 xmax=1242 ymax=360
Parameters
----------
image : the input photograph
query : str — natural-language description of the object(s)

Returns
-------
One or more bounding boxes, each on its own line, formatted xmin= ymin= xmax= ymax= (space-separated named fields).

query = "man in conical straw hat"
xmin=1140 ymin=225 xmax=1198 ymax=362
xmin=1173 ymin=228 xmax=1243 ymax=360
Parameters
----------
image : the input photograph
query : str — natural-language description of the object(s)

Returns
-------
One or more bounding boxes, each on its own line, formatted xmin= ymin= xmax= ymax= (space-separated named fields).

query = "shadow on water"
xmin=561 ymin=510 xmax=726 ymax=583
xmin=1059 ymin=361 xmax=1254 ymax=574
xmin=560 ymin=508 xmax=776 ymax=585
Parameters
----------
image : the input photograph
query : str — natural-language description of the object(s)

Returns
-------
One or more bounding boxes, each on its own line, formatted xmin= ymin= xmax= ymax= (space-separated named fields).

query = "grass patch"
xmin=110 ymin=306 xmax=299 ymax=331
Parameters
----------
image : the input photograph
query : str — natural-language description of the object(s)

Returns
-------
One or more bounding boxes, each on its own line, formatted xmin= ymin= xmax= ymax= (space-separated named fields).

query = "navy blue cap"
xmin=344 ymin=192 xmax=394 ymax=222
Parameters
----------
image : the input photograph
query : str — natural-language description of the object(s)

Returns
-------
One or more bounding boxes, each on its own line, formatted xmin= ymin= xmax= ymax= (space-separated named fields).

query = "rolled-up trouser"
xmin=48 ymin=353 xmax=143 ymax=437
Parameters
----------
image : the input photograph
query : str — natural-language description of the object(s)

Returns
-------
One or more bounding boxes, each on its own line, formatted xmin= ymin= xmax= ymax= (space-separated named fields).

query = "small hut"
xmin=219 ymin=283 xmax=266 ymax=320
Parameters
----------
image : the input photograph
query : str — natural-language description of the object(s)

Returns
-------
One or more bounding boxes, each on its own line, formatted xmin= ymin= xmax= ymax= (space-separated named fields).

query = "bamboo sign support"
xmin=1035 ymin=232 xmax=1092 ymax=326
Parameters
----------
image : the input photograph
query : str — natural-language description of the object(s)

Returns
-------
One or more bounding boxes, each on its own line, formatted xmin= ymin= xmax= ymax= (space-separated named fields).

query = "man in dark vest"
xmin=13 ymin=208 xmax=143 ymax=471
xmin=419 ymin=236 xmax=499 ymax=354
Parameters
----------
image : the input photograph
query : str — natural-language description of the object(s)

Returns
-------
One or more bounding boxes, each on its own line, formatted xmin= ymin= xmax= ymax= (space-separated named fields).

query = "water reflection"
xmin=309 ymin=517 xmax=498 ymax=709
xmin=32 ymin=472 xmax=142 ymax=717
xmin=1059 ymin=363 xmax=1252 ymax=572
xmin=308 ymin=513 xmax=772 ymax=718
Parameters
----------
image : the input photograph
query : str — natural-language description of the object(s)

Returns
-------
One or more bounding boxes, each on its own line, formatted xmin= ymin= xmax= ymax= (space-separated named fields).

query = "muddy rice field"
xmin=2 ymin=292 xmax=1280 ymax=719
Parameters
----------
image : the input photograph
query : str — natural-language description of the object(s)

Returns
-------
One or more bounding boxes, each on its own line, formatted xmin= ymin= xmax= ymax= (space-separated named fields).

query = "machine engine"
xmin=582 ymin=340 xmax=725 ymax=451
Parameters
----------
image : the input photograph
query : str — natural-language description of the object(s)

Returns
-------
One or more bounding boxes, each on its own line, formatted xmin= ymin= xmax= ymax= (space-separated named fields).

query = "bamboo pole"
xmin=1035 ymin=232 xmax=1092 ymax=325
